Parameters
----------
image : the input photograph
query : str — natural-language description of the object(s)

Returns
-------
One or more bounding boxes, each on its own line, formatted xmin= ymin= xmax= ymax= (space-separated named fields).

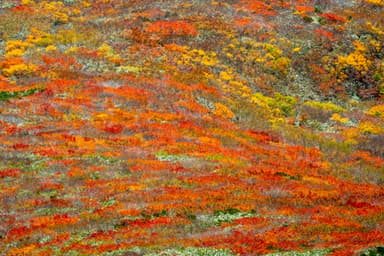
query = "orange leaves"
xmin=295 ymin=5 xmax=315 ymax=13
xmin=246 ymin=130 xmax=280 ymax=143
xmin=191 ymin=83 xmax=221 ymax=97
xmin=238 ymin=0 xmax=278 ymax=16
xmin=7 ymin=245 xmax=37 ymax=256
xmin=50 ymin=214 xmax=78 ymax=227
xmin=0 ymin=1 xmax=383 ymax=255
xmin=350 ymin=151 xmax=384 ymax=168
xmin=174 ymin=100 xmax=209 ymax=115
xmin=233 ymin=17 xmax=252 ymax=28
xmin=164 ymin=43 xmax=187 ymax=53
xmin=145 ymin=20 xmax=198 ymax=37
xmin=104 ymin=85 xmax=151 ymax=102
xmin=41 ymin=55 xmax=80 ymax=69
xmin=68 ymin=166 xmax=85 ymax=178
xmin=212 ymin=103 xmax=234 ymax=119
xmin=129 ymin=159 xmax=170 ymax=172
xmin=140 ymin=111 xmax=182 ymax=122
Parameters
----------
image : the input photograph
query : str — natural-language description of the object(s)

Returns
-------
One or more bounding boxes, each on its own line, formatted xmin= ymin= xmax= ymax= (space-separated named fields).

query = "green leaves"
xmin=0 ymin=87 xmax=44 ymax=101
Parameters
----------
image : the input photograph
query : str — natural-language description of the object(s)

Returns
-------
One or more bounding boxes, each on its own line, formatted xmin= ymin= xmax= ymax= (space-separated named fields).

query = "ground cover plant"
xmin=0 ymin=0 xmax=384 ymax=255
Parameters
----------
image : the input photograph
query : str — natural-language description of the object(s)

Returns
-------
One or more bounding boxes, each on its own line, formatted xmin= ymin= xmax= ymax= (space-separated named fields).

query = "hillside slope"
xmin=0 ymin=0 xmax=384 ymax=255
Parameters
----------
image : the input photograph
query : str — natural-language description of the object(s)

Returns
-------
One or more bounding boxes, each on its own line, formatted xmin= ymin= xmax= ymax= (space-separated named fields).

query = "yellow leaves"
xmin=337 ymin=53 xmax=371 ymax=73
xmin=4 ymin=40 xmax=32 ymax=58
xmin=180 ymin=48 xmax=218 ymax=67
xmin=82 ymin=1 xmax=91 ymax=7
xmin=336 ymin=41 xmax=372 ymax=73
xmin=251 ymin=93 xmax=296 ymax=117
xmin=117 ymin=65 xmax=142 ymax=74
xmin=212 ymin=103 xmax=234 ymax=119
xmin=98 ymin=44 xmax=113 ymax=55
xmin=251 ymin=92 xmax=273 ymax=109
xmin=226 ymin=53 xmax=234 ymax=58
xmin=220 ymin=71 xmax=232 ymax=81
xmin=303 ymin=101 xmax=346 ymax=113
xmin=272 ymin=57 xmax=291 ymax=75
xmin=94 ymin=113 xmax=109 ymax=120
xmin=44 ymin=1 xmax=63 ymax=10
xmin=5 ymin=49 xmax=25 ymax=58
xmin=293 ymin=47 xmax=301 ymax=53
xmin=357 ymin=121 xmax=383 ymax=135
xmin=45 ymin=45 xmax=57 ymax=52
xmin=219 ymin=72 xmax=253 ymax=100
xmin=366 ymin=22 xmax=384 ymax=35
xmin=330 ymin=113 xmax=350 ymax=124
xmin=365 ymin=0 xmax=384 ymax=6
xmin=65 ymin=47 xmax=79 ymax=54
xmin=366 ymin=105 xmax=384 ymax=118
xmin=5 ymin=40 xmax=31 ymax=52
xmin=54 ymin=12 xmax=69 ymax=23
xmin=353 ymin=41 xmax=367 ymax=53
xmin=27 ymin=29 xmax=54 ymax=47
xmin=201 ymin=55 xmax=217 ymax=66
xmin=97 ymin=44 xmax=121 ymax=62
xmin=42 ymin=1 xmax=69 ymax=23
xmin=21 ymin=0 xmax=34 ymax=5
xmin=369 ymin=39 xmax=381 ymax=52
xmin=56 ymin=29 xmax=80 ymax=45
xmin=2 ymin=62 xmax=36 ymax=77
xmin=264 ymin=43 xmax=282 ymax=58
xmin=228 ymin=43 xmax=236 ymax=49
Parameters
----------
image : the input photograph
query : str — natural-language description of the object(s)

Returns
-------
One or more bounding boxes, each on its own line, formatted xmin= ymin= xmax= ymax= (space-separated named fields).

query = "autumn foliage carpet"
xmin=0 ymin=0 xmax=384 ymax=255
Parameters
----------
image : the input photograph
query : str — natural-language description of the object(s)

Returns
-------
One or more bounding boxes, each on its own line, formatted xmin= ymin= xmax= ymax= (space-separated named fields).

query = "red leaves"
xmin=89 ymin=230 xmax=117 ymax=240
xmin=38 ymin=182 xmax=64 ymax=191
xmin=103 ymin=123 xmax=123 ymax=134
xmin=0 ymin=1 xmax=383 ymax=255
xmin=320 ymin=13 xmax=347 ymax=23
xmin=121 ymin=216 xmax=172 ymax=228
xmin=11 ymin=5 xmax=34 ymax=13
xmin=12 ymin=143 xmax=29 ymax=150
xmin=233 ymin=216 xmax=268 ymax=226
xmin=41 ymin=55 xmax=81 ymax=70
xmin=246 ymin=130 xmax=280 ymax=143
xmin=314 ymin=29 xmax=335 ymax=40
xmin=0 ymin=168 xmax=21 ymax=178
xmin=7 ymin=226 xmax=31 ymax=239
xmin=145 ymin=20 xmax=198 ymax=37
xmin=347 ymin=199 xmax=372 ymax=208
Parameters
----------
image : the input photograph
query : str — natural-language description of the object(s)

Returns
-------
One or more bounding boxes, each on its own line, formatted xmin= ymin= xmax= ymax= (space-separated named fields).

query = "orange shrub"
xmin=145 ymin=20 xmax=198 ymax=37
